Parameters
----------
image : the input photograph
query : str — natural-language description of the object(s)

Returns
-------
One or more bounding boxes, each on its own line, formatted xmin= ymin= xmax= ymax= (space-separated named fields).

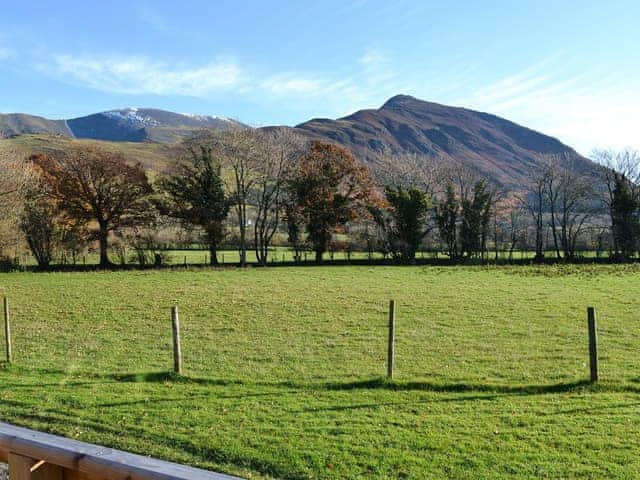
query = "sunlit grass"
xmin=0 ymin=265 xmax=639 ymax=478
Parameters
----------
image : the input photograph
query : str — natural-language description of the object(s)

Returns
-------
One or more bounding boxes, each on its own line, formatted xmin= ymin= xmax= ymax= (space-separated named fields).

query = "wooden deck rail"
xmin=0 ymin=422 xmax=242 ymax=480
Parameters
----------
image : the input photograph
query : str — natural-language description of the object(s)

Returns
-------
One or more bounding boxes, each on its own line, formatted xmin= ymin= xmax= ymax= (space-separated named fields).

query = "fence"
xmin=0 ymin=422 xmax=240 ymax=480
xmin=3 ymin=296 xmax=602 ymax=384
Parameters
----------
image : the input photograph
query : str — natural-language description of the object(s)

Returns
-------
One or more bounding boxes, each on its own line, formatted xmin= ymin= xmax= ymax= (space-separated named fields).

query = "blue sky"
xmin=0 ymin=0 xmax=638 ymax=154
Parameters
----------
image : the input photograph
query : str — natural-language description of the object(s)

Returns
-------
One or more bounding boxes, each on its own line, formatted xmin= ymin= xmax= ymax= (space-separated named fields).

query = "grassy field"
xmin=0 ymin=265 xmax=639 ymax=478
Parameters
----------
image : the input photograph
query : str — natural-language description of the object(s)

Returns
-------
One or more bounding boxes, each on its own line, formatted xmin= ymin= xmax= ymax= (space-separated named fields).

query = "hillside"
xmin=0 ymin=134 xmax=173 ymax=173
xmin=0 ymin=113 xmax=72 ymax=138
xmin=296 ymin=95 xmax=598 ymax=188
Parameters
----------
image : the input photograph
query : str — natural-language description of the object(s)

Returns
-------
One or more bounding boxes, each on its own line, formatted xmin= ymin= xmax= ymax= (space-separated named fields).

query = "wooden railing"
xmin=0 ymin=422 xmax=241 ymax=480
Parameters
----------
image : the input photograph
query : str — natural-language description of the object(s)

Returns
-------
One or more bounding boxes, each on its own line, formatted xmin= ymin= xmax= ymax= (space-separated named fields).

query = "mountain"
xmin=295 ymin=95 xmax=597 ymax=188
xmin=67 ymin=108 xmax=246 ymax=143
xmin=0 ymin=108 xmax=246 ymax=143
xmin=0 ymin=114 xmax=72 ymax=138
xmin=1 ymin=96 xmax=601 ymax=190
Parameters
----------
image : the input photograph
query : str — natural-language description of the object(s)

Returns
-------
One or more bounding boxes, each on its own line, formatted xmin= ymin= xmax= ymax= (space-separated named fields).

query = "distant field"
xmin=0 ymin=265 xmax=639 ymax=478
xmin=14 ymin=247 xmax=618 ymax=268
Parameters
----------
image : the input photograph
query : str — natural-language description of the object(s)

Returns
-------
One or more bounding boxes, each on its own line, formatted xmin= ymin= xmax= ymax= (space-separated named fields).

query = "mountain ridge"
xmin=0 ymin=107 xmax=246 ymax=143
xmin=1 ymin=95 xmax=600 ymax=190
xmin=295 ymin=94 xmax=593 ymax=188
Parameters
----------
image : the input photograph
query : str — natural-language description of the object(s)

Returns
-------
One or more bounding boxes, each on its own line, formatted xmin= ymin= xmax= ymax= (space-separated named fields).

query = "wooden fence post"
xmin=4 ymin=296 xmax=11 ymax=364
xmin=171 ymin=306 xmax=182 ymax=374
xmin=387 ymin=300 xmax=395 ymax=379
xmin=587 ymin=307 xmax=598 ymax=382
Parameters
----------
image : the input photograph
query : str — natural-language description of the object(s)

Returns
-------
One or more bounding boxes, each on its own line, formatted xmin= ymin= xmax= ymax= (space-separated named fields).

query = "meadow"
xmin=0 ymin=265 xmax=639 ymax=479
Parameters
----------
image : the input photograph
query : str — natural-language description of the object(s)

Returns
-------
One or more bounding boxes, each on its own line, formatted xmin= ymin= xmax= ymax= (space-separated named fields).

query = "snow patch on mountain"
xmin=102 ymin=108 xmax=162 ymax=127
xmin=182 ymin=113 xmax=234 ymax=123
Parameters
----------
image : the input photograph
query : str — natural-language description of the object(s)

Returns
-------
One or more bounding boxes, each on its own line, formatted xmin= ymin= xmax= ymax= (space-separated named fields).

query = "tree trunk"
xmin=239 ymin=229 xmax=246 ymax=267
xmin=550 ymin=213 xmax=561 ymax=260
xmin=315 ymin=249 xmax=323 ymax=264
xmin=209 ymin=245 xmax=219 ymax=266
xmin=98 ymin=224 xmax=111 ymax=268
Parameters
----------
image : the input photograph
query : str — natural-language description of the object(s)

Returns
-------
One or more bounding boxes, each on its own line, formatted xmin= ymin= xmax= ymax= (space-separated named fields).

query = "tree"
xmin=507 ymin=207 xmax=524 ymax=261
xmin=213 ymin=129 xmax=259 ymax=267
xmin=557 ymin=168 xmax=593 ymax=259
xmin=32 ymin=145 xmax=154 ymax=268
xmin=459 ymin=179 xmax=493 ymax=259
xmin=380 ymin=186 xmax=431 ymax=263
xmin=19 ymin=193 xmax=57 ymax=269
xmin=435 ymin=183 xmax=459 ymax=260
xmin=287 ymin=141 xmax=378 ymax=263
xmin=593 ymin=149 xmax=640 ymax=257
xmin=159 ymin=145 xmax=230 ymax=265
xmin=251 ymin=129 xmax=304 ymax=266
xmin=610 ymin=173 xmax=638 ymax=260
xmin=284 ymin=197 xmax=305 ymax=262
xmin=58 ymin=223 xmax=88 ymax=265
xmin=374 ymin=153 xmax=442 ymax=263
xmin=518 ymin=169 xmax=547 ymax=262
xmin=543 ymin=162 xmax=562 ymax=259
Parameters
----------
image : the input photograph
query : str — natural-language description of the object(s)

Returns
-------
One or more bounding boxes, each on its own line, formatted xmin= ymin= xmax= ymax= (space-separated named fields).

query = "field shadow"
xmin=5 ymin=365 xmax=640 ymax=398
xmin=317 ymin=377 xmax=604 ymax=395
xmin=103 ymin=371 xmax=244 ymax=387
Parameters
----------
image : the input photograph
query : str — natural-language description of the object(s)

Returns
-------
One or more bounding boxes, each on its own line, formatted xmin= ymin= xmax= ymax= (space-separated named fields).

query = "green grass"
xmin=0 ymin=265 xmax=640 ymax=478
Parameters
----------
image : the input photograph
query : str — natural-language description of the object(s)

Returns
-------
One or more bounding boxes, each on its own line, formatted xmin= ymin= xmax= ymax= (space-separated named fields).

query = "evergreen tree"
xmin=611 ymin=173 xmax=638 ymax=259
xmin=383 ymin=186 xmax=431 ymax=263
xmin=435 ymin=183 xmax=459 ymax=260
xmin=460 ymin=180 xmax=492 ymax=258
xmin=159 ymin=146 xmax=230 ymax=265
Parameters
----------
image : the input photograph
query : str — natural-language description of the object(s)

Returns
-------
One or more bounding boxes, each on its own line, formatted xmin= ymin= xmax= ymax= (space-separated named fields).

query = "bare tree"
xmin=252 ymin=129 xmax=305 ymax=265
xmin=517 ymin=169 xmax=547 ymax=262
xmin=213 ymin=129 xmax=260 ymax=267
xmin=543 ymin=160 xmax=562 ymax=259
xmin=507 ymin=207 xmax=525 ymax=261
xmin=375 ymin=152 xmax=445 ymax=196
xmin=557 ymin=167 xmax=593 ymax=259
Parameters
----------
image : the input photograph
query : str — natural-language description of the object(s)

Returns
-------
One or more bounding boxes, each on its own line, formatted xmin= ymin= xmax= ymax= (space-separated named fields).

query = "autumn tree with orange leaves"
xmin=286 ymin=141 xmax=380 ymax=263
xmin=31 ymin=145 xmax=154 ymax=268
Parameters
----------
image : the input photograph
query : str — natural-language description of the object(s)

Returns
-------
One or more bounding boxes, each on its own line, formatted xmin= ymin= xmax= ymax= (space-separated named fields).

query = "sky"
xmin=0 ymin=0 xmax=638 ymax=155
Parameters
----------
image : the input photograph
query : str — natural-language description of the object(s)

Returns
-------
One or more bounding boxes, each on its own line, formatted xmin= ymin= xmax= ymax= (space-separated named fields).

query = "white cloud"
xmin=36 ymin=49 xmax=639 ymax=155
xmin=29 ymin=44 xmax=412 ymax=124
xmin=260 ymin=74 xmax=325 ymax=96
xmin=359 ymin=49 xmax=388 ymax=67
xmin=44 ymin=54 xmax=242 ymax=96
xmin=462 ymin=59 xmax=640 ymax=155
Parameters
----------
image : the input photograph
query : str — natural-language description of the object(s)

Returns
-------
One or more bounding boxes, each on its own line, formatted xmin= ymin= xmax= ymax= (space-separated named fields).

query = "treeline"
xmin=1 ymin=129 xmax=639 ymax=269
